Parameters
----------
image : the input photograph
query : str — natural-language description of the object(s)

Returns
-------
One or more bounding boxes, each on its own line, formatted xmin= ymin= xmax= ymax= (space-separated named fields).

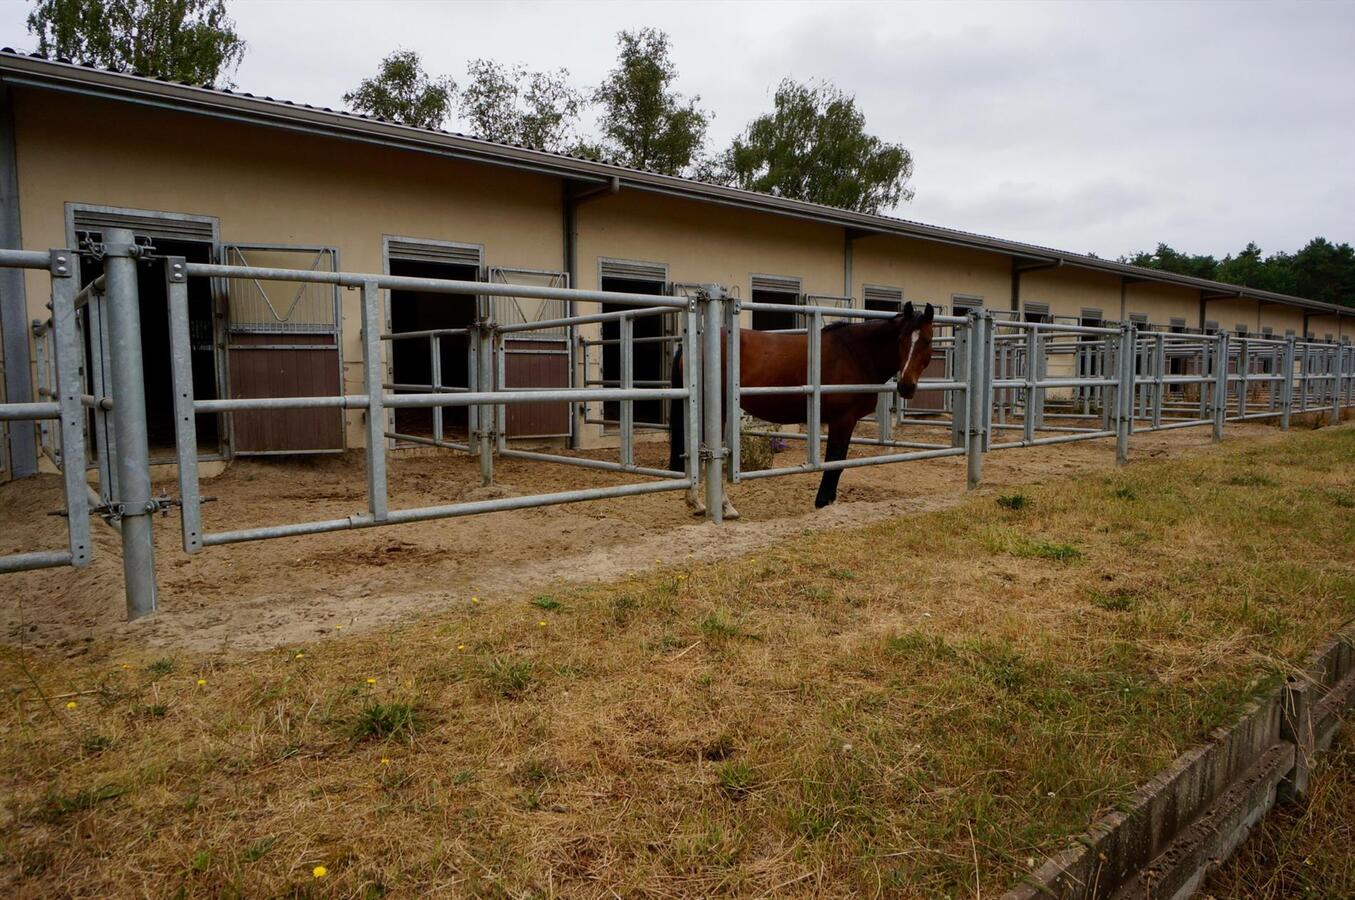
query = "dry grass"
xmin=1203 ymin=725 xmax=1355 ymax=899
xmin=2 ymin=427 xmax=1353 ymax=898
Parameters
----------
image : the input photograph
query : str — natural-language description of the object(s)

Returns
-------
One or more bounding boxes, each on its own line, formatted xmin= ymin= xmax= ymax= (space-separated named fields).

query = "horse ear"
xmin=900 ymin=301 xmax=914 ymax=319
xmin=922 ymin=303 xmax=935 ymax=322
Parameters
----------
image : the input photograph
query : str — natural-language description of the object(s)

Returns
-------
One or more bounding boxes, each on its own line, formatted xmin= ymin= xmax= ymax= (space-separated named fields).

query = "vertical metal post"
xmin=1330 ymin=345 xmax=1341 ymax=426
xmin=1236 ymin=338 xmax=1249 ymax=420
xmin=619 ymin=314 xmax=634 ymax=468
xmin=50 ymin=250 xmax=90 ymax=566
xmin=1212 ymin=332 xmax=1229 ymax=442
xmin=701 ymin=290 xmax=724 ymax=522
xmin=1152 ymin=333 xmax=1165 ymax=430
xmin=951 ymin=322 xmax=969 ymax=449
xmin=1023 ymin=327 xmax=1038 ymax=444
xmin=724 ymin=297 xmax=741 ymax=484
xmin=361 ymin=281 xmax=388 ymax=521
xmin=1280 ymin=336 xmax=1295 ymax=431
xmin=684 ymin=301 xmax=701 ymax=486
xmin=494 ymin=331 xmax=507 ymax=455
xmin=165 ymin=258 xmax=203 ymax=552
xmin=1115 ymin=324 xmax=1135 ymax=465
xmin=966 ymin=312 xmax=987 ymax=488
xmin=476 ymin=320 xmax=495 ymax=486
xmin=102 ymin=228 xmax=156 ymax=619
xmin=429 ymin=333 xmax=443 ymax=444
xmin=806 ymin=309 xmax=823 ymax=466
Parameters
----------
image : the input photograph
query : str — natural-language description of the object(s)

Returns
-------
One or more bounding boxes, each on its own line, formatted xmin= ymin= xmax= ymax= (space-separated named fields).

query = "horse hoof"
xmin=723 ymin=502 xmax=741 ymax=521
xmin=814 ymin=495 xmax=835 ymax=509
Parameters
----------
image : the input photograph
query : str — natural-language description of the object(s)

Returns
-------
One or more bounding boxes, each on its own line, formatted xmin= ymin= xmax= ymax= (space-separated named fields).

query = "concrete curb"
xmin=1003 ymin=624 xmax=1355 ymax=900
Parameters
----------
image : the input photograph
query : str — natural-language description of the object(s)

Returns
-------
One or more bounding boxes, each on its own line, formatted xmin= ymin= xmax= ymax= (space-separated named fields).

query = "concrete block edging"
xmin=1003 ymin=623 xmax=1355 ymax=900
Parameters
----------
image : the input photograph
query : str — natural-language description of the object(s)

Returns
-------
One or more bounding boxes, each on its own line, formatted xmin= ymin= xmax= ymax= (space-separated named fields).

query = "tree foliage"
xmin=721 ymin=79 xmax=914 ymax=214
xmin=1123 ymin=238 xmax=1355 ymax=307
xmin=26 ymin=0 xmax=245 ymax=86
xmin=588 ymin=28 xmax=710 ymax=176
xmin=344 ymin=49 xmax=456 ymax=130
xmin=459 ymin=60 xmax=583 ymax=152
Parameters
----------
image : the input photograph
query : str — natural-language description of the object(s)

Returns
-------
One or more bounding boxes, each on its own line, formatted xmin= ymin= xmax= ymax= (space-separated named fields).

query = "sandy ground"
xmin=0 ymin=420 xmax=1298 ymax=653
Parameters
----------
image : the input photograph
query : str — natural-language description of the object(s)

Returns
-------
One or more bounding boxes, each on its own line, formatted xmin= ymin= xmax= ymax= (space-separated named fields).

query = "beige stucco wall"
xmin=13 ymin=88 xmax=565 ymax=448
xmin=575 ymin=189 xmax=844 ymax=300
xmin=1307 ymin=314 xmax=1348 ymax=342
xmin=7 ymin=86 xmax=1343 ymax=461
xmin=851 ymin=234 xmax=1011 ymax=311
xmin=1257 ymin=303 xmax=1306 ymax=337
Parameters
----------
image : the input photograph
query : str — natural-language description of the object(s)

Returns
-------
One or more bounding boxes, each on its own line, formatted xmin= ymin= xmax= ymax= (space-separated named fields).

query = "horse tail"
xmin=668 ymin=345 xmax=685 ymax=473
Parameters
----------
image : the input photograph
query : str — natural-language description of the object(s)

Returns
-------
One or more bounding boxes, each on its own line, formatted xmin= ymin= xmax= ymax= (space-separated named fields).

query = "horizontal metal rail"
xmin=200 ymin=479 xmax=692 ymax=548
xmin=183 ymin=262 xmax=689 ymax=309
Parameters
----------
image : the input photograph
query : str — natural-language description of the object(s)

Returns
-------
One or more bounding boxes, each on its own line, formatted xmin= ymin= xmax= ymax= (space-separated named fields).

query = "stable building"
xmin=1 ymin=49 xmax=1350 ymax=480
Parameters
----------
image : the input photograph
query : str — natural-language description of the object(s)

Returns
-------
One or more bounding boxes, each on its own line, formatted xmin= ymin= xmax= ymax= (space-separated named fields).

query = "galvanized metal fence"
xmin=0 ymin=246 xmax=90 ymax=574
xmin=0 ymin=236 xmax=1352 ymax=624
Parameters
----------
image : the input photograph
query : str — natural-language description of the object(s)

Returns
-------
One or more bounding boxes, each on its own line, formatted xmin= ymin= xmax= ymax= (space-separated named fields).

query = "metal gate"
xmin=221 ymin=245 xmax=344 ymax=454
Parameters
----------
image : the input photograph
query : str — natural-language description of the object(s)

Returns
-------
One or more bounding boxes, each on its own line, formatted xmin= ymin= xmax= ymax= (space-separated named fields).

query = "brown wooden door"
xmin=222 ymin=246 xmax=345 ymax=455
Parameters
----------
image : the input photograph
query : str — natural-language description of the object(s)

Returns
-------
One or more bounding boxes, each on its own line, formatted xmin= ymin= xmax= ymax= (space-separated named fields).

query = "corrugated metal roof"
xmin=0 ymin=48 xmax=1350 ymax=318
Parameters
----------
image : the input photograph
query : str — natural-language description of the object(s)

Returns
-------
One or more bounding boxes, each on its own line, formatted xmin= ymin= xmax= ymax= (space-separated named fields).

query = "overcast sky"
xmin=5 ymin=0 xmax=1353 ymax=259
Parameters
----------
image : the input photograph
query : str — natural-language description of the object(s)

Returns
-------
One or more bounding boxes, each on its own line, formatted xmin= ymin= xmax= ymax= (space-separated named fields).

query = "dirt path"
xmin=0 ymin=422 xmax=1298 ymax=652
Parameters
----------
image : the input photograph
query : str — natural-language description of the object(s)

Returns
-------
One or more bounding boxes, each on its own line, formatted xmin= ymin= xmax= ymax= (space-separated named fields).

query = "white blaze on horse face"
xmin=898 ymin=329 xmax=920 ymax=399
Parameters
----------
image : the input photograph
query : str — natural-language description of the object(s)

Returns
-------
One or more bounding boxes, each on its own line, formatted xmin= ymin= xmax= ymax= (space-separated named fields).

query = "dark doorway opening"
xmin=751 ymin=288 xmax=800 ymax=331
xmin=388 ymin=257 xmax=479 ymax=439
xmin=77 ymin=236 xmax=220 ymax=461
xmin=600 ymin=276 xmax=667 ymax=426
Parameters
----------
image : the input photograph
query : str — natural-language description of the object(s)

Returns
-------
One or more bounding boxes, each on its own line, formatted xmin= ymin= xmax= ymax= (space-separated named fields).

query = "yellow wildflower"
xmin=312 ymin=865 xmax=327 ymax=878
xmin=196 ymin=679 xmax=207 ymax=686
xmin=366 ymin=677 xmax=377 ymax=685
xmin=65 ymin=700 xmax=77 ymax=710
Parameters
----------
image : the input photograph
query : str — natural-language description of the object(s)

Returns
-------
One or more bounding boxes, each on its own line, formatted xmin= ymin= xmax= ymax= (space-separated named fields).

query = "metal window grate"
xmin=72 ymin=207 xmax=215 ymax=244
xmin=600 ymin=258 xmax=667 ymax=283
xmin=951 ymin=294 xmax=983 ymax=311
xmin=223 ymin=245 xmax=339 ymax=334
xmin=489 ymin=266 xmax=569 ymax=338
xmin=863 ymin=284 xmax=903 ymax=309
xmin=386 ymin=237 xmax=482 ymax=268
xmin=750 ymin=274 xmax=801 ymax=295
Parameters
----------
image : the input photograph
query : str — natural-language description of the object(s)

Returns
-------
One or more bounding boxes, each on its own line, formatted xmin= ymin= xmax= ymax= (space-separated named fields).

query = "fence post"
xmin=807 ymin=309 xmax=823 ymax=466
xmin=1280 ymin=336 xmax=1295 ymax=431
xmin=49 ymin=249 xmax=90 ymax=567
xmin=1151 ymin=333 xmax=1165 ymax=430
xmin=951 ymin=321 xmax=969 ymax=449
xmin=361 ymin=281 xmax=388 ymax=521
xmin=102 ymin=227 xmax=157 ymax=619
xmin=476 ymin=319 xmax=496 ymax=486
xmin=1212 ymin=331 xmax=1230 ymax=442
xmin=1115 ymin=324 xmax=1134 ymax=465
xmin=723 ymin=296 xmax=741 ymax=484
xmin=966 ymin=312 xmax=987 ymax=489
xmin=1330 ymin=345 xmax=1341 ymax=426
xmin=166 ymin=257 xmax=204 ymax=553
xmin=1023 ymin=326 xmax=1038 ymax=444
xmin=701 ymin=287 xmax=725 ymax=522
xmin=619 ymin=314 xmax=634 ymax=468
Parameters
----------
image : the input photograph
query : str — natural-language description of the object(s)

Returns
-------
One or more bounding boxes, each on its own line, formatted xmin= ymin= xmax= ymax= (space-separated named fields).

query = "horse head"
xmin=896 ymin=302 xmax=935 ymax=400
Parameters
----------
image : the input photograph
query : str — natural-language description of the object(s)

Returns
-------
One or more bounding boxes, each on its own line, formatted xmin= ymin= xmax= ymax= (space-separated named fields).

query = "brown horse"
xmin=670 ymin=302 xmax=936 ymax=514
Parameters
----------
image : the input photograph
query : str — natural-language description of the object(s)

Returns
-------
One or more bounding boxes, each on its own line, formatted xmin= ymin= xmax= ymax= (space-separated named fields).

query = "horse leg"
xmin=814 ymin=419 xmax=854 ymax=508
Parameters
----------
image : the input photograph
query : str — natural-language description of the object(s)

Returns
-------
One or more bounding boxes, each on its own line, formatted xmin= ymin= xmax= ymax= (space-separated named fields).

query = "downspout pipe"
xmin=563 ymin=175 xmax=620 ymax=288
xmin=562 ymin=175 xmax=620 ymax=450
